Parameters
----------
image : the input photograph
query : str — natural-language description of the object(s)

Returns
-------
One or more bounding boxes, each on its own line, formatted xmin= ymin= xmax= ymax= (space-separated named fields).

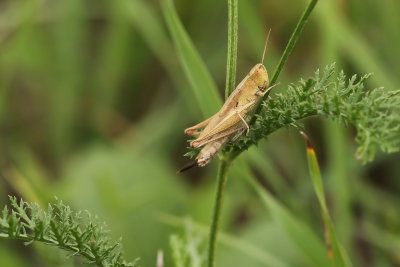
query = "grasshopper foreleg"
xmin=236 ymin=111 xmax=249 ymax=136
xmin=232 ymin=126 xmax=247 ymax=142
xmin=259 ymin=82 xmax=280 ymax=96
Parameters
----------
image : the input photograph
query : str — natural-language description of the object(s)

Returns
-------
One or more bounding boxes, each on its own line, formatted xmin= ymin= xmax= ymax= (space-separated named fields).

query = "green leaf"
xmin=301 ymin=131 xmax=352 ymax=267
xmin=234 ymin=159 xmax=331 ymax=267
xmin=119 ymin=0 xmax=201 ymax=117
xmin=91 ymin=0 xmax=132 ymax=129
xmin=48 ymin=0 xmax=87 ymax=158
xmin=160 ymin=0 xmax=222 ymax=117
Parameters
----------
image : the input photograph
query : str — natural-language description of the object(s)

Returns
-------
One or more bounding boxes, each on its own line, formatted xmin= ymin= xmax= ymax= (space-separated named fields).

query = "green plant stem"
xmin=207 ymin=0 xmax=238 ymax=266
xmin=208 ymin=0 xmax=318 ymax=265
xmin=208 ymin=158 xmax=231 ymax=267
xmin=270 ymin=0 xmax=318 ymax=85
xmin=225 ymin=0 xmax=238 ymax=99
xmin=249 ymin=0 xmax=318 ymax=127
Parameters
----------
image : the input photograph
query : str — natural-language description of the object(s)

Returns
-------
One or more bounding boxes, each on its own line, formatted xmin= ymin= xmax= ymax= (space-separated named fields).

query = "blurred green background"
xmin=1 ymin=0 xmax=400 ymax=266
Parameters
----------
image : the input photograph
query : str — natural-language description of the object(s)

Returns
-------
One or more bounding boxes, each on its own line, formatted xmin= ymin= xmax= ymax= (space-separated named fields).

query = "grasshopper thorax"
xmin=249 ymin=63 xmax=269 ymax=95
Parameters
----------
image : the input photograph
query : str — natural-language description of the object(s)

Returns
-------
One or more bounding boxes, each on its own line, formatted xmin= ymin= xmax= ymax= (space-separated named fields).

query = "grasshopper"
xmin=178 ymin=31 xmax=278 ymax=173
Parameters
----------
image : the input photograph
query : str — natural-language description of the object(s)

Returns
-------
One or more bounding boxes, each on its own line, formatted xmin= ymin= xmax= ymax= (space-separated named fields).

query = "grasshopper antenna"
xmin=176 ymin=161 xmax=197 ymax=174
xmin=261 ymin=28 xmax=272 ymax=66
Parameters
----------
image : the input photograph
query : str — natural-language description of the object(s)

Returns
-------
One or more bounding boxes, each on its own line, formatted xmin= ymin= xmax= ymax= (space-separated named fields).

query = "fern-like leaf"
xmin=0 ymin=196 xmax=137 ymax=267
xmin=170 ymin=219 xmax=205 ymax=267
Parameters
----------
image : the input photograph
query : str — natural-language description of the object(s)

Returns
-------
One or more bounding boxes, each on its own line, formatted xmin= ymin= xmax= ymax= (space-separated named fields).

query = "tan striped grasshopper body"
xmin=178 ymin=33 xmax=277 ymax=173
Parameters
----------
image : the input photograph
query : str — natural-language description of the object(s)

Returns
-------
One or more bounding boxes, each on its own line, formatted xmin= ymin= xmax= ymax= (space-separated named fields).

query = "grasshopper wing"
xmin=191 ymin=124 xmax=244 ymax=148
xmin=185 ymin=68 xmax=255 ymax=145
xmin=193 ymin=78 xmax=252 ymax=140
xmin=191 ymin=101 xmax=255 ymax=148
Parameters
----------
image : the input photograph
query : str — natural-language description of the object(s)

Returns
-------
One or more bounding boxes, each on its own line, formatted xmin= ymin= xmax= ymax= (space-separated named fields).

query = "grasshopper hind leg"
xmin=232 ymin=126 xmax=247 ymax=142
xmin=236 ymin=111 xmax=249 ymax=136
xmin=184 ymin=115 xmax=216 ymax=136
xmin=190 ymin=126 xmax=244 ymax=148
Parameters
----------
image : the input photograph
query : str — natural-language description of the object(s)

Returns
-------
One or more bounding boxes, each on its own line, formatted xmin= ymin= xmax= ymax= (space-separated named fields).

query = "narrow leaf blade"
xmin=161 ymin=0 xmax=222 ymax=117
xmin=301 ymin=131 xmax=352 ymax=267
xmin=235 ymin=159 xmax=331 ymax=267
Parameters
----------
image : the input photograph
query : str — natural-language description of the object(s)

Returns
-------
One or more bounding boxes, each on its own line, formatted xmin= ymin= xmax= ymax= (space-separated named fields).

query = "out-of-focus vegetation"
xmin=0 ymin=0 xmax=399 ymax=266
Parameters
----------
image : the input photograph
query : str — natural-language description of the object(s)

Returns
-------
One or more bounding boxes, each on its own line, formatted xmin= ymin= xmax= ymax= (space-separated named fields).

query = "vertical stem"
xmin=207 ymin=0 xmax=237 ymax=266
xmin=207 ymin=158 xmax=231 ymax=267
xmin=207 ymin=0 xmax=238 ymax=265
xmin=225 ymin=0 xmax=238 ymax=99
xmin=249 ymin=0 xmax=318 ymax=126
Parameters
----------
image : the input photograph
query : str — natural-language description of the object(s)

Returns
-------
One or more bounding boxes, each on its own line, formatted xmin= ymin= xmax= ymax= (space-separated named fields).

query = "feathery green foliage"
xmin=170 ymin=219 xmax=205 ymax=267
xmin=226 ymin=64 xmax=400 ymax=163
xmin=0 ymin=197 xmax=136 ymax=267
xmin=184 ymin=64 xmax=400 ymax=163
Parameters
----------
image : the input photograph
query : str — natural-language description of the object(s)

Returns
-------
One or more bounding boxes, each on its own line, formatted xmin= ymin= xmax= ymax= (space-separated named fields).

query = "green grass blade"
xmin=123 ymin=0 xmax=216 ymax=118
xmin=270 ymin=0 xmax=318 ymax=86
xmin=119 ymin=0 xmax=201 ymax=118
xmin=161 ymin=0 xmax=222 ymax=117
xmin=322 ymin=123 xmax=354 ymax=256
xmin=300 ymin=132 xmax=352 ymax=267
xmin=239 ymin=1 xmax=282 ymax=78
xmin=248 ymin=0 xmax=318 ymax=132
xmin=91 ymin=0 xmax=132 ymax=130
xmin=234 ymin=159 xmax=330 ymax=267
xmin=48 ymin=0 xmax=86 ymax=158
xmin=120 ymin=0 xmax=175 ymax=70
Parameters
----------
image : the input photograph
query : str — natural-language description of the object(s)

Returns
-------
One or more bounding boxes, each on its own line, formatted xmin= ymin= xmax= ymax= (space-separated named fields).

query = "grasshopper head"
xmin=249 ymin=63 xmax=269 ymax=96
